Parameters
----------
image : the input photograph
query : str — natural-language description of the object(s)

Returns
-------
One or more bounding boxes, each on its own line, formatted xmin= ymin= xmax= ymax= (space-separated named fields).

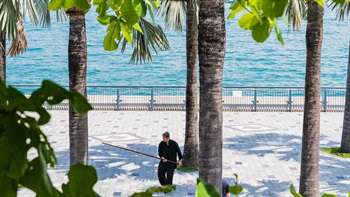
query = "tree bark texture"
xmin=183 ymin=0 xmax=199 ymax=168
xmin=68 ymin=12 xmax=89 ymax=165
xmin=198 ymin=0 xmax=226 ymax=192
xmin=299 ymin=2 xmax=323 ymax=196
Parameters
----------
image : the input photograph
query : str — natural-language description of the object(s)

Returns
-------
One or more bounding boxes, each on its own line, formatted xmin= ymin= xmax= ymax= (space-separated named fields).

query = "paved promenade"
xmin=18 ymin=111 xmax=350 ymax=197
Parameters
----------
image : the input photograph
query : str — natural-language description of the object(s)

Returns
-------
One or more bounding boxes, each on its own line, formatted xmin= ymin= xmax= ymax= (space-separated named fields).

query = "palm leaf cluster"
xmin=330 ymin=0 xmax=350 ymax=21
xmin=121 ymin=18 xmax=170 ymax=64
xmin=157 ymin=0 xmax=187 ymax=32
xmin=285 ymin=0 xmax=307 ymax=30
xmin=0 ymin=0 xmax=54 ymax=57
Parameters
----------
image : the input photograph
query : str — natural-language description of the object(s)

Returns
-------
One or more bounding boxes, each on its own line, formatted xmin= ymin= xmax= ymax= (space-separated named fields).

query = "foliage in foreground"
xmin=227 ymin=0 xmax=326 ymax=45
xmin=321 ymin=147 xmax=350 ymax=158
xmin=0 ymin=80 xmax=95 ymax=196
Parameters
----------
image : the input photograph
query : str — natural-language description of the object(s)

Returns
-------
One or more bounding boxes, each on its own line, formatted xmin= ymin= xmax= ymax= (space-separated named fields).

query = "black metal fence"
xmin=12 ymin=85 xmax=346 ymax=112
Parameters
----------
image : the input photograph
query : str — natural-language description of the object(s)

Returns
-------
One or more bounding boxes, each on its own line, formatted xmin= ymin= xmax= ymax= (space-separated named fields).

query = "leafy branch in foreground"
xmin=227 ymin=0 xmax=324 ymax=45
xmin=93 ymin=0 xmax=161 ymax=51
xmin=0 ymin=79 xmax=94 ymax=196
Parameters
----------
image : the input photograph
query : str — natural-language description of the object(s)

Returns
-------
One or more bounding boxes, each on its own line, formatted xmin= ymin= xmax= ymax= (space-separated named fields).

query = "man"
xmin=158 ymin=131 xmax=183 ymax=185
xmin=222 ymin=179 xmax=230 ymax=197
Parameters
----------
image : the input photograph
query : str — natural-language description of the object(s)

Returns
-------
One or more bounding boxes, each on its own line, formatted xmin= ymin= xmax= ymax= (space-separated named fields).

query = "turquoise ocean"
xmin=6 ymin=5 xmax=350 ymax=87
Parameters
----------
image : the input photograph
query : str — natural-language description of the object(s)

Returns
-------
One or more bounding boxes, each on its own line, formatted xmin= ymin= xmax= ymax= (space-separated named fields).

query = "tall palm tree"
xmin=183 ymin=0 xmax=199 ymax=168
xmin=157 ymin=0 xmax=200 ymax=168
xmin=66 ymin=7 xmax=89 ymax=165
xmin=0 ymin=34 xmax=5 ymax=83
xmin=0 ymin=0 xmax=51 ymax=84
xmin=299 ymin=1 xmax=324 ymax=196
xmin=198 ymin=0 xmax=226 ymax=192
xmin=331 ymin=0 xmax=350 ymax=153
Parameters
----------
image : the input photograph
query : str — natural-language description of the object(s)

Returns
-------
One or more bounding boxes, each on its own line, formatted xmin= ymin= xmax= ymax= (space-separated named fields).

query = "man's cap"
xmin=163 ymin=131 xmax=170 ymax=138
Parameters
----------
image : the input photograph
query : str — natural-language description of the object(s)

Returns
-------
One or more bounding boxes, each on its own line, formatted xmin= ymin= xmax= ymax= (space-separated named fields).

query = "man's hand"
xmin=161 ymin=157 xmax=167 ymax=162
xmin=178 ymin=159 xmax=183 ymax=166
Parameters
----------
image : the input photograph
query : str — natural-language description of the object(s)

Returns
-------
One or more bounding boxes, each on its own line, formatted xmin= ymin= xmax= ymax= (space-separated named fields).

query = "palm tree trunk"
xmin=340 ymin=42 xmax=350 ymax=153
xmin=198 ymin=0 xmax=225 ymax=192
xmin=68 ymin=12 xmax=88 ymax=165
xmin=0 ymin=33 xmax=6 ymax=84
xmin=299 ymin=2 xmax=323 ymax=196
xmin=183 ymin=0 xmax=199 ymax=168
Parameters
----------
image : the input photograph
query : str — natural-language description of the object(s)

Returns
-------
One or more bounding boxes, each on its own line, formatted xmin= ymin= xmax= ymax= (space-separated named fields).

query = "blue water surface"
xmin=6 ymin=5 xmax=350 ymax=87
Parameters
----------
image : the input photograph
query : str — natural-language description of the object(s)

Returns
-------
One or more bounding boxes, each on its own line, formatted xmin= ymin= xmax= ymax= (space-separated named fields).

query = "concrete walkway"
xmin=18 ymin=111 xmax=350 ymax=197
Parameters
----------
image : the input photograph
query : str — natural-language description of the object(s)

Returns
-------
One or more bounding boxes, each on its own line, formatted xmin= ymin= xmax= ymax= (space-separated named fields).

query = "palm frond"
xmin=20 ymin=0 xmax=53 ymax=27
xmin=285 ymin=0 xmax=307 ymax=30
xmin=55 ymin=8 xmax=68 ymax=23
xmin=121 ymin=18 xmax=170 ymax=64
xmin=7 ymin=19 xmax=28 ymax=57
xmin=0 ymin=0 xmax=20 ymax=40
xmin=330 ymin=0 xmax=350 ymax=21
xmin=156 ymin=0 xmax=187 ymax=32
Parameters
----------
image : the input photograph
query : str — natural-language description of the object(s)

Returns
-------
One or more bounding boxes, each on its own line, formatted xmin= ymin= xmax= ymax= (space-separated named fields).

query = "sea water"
xmin=6 ymin=5 xmax=350 ymax=87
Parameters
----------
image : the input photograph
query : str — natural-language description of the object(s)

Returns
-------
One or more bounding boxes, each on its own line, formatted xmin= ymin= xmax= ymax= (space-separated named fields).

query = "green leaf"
xmin=262 ymin=0 xmax=288 ymax=18
xmin=0 ymin=175 xmax=17 ymax=197
xmin=104 ymin=22 xmax=119 ymax=51
xmin=7 ymin=86 xmax=28 ymax=111
xmin=229 ymin=173 xmax=243 ymax=195
xmin=249 ymin=0 xmax=262 ymax=10
xmin=96 ymin=0 xmax=109 ymax=17
xmin=229 ymin=185 xmax=243 ymax=195
xmin=290 ymin=185 xmax=302 ymax=197
xmin=322 ymin=194 xmax=338 ymax=197
xmin=110 ymin=0 xmax=122 ymax=10
xmin=196 ymin=178 xmax=221 ymax=197
xmin=63 ymin=0 xmax=75 ymax=9
xmin=62 ymin=164 xmax=100 ymax=197
xmin=0 ymin=117 xmax=28 ymax=179
xmin=274 ymin=23 xmax=284 ymax=45
xmin=154 ymin=0 xmax=161 ymax=7
xmin=315 ymin=0 xmax=324 ymax=7
xmin=37 ymin=107 xmax=52 ymax=125
xmin=252 ymin=17 xmax=270 ymax=42
xmin=332 ymin=0 xmax=345 ymax=4
xmin=19 ymin=152 xmax=60 ymax=197
xmin=98 ymin=14 xmax=111 ymax=25
xmin=93 ymin=0 xmax=104 ymax=6
xmin=133 ymin=23 xmax=143 ymax=34
xmin=228 ymin=2 xmax=245 ymax=19
xmin=48 ymin=0 xmax=64 ymax=10
xmin=121 ymin=22 xmax=133 ymax=44
xmin=120 ymin=0 xmax=140 ymax=25
xmin=238 ymin=12 xmax=259 ymax=30
xmin=36 ymin=80 xmax=92 ymax=114
xmin=132 ymin=0 xmax=147 ymax=17
xmin=75 ymin=0 xmax=91 ymax=11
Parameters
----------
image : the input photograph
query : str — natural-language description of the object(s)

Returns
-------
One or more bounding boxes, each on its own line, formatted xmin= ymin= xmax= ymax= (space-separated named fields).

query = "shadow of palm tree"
xmin=223 ymin=130 xmax=350 ymax=195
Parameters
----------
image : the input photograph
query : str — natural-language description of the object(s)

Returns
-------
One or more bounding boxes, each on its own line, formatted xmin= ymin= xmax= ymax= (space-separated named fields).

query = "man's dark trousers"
xmin=158 ymin=161 xmax=176 ymax=185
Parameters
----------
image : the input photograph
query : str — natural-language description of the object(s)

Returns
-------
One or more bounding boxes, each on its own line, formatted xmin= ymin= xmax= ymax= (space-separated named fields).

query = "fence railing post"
xmin=150 ymin=89 xmax=154 ymax=111
xmin=323 ymin=89 xmax=327 ymax=112
xmin=116 ymin=89 xmax=120 ymax=110
xmin=253 ymin=89 xmax=257 ymax=112
xmin=288 ymin=89 xmax=292 ymax=112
